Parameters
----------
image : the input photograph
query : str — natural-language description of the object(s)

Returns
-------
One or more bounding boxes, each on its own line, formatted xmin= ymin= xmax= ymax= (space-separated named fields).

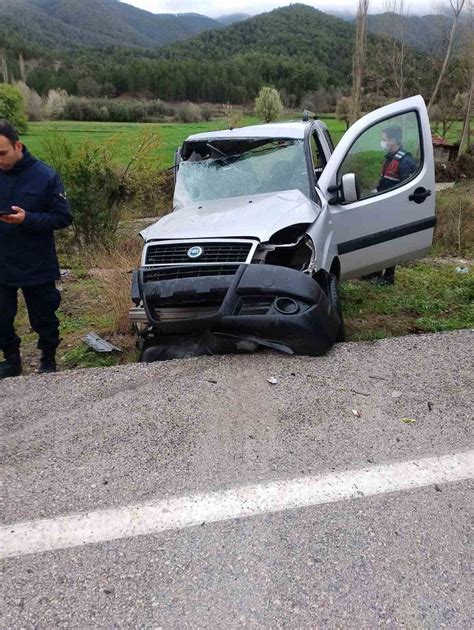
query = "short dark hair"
xmin=0 ymin=120 xmax=20 ymax=145
xmin=383 ymin=125 xmax=403 ymax=144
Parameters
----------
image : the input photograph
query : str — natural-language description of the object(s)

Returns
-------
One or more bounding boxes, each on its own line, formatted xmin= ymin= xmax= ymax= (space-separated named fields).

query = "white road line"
xmin=2 ymin=451 xmax=473 ymax=559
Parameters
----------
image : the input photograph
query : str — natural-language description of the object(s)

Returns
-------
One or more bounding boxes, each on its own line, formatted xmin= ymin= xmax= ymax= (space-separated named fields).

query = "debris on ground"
xmin=455 ymin=266 xmax=469 ymax=274
xmin=267 ymin=377 xmax=279 ymax=385
xmin=352 ymin=409 xmax=361 ymax=418
xmin=83 ymin=333 xmax=122 ymax=353
xmin=401 ymin=417 xmax=417 ymax=424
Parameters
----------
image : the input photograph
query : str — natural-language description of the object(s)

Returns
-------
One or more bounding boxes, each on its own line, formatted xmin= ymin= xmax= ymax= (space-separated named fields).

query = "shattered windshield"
xmin=174 ymin=138 xmax=310 ymax=208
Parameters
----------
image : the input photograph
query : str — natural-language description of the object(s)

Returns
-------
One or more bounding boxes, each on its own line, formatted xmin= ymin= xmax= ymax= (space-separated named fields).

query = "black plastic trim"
xmin=337 ymin=216 xmax=436 ymax=255
xmin=136 ymin=264 xmax=342 ymax=356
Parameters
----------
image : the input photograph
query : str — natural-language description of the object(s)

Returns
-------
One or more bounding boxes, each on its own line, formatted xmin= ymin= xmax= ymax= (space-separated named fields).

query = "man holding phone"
xmin=0 ymin=119 xmax=72 ymax=378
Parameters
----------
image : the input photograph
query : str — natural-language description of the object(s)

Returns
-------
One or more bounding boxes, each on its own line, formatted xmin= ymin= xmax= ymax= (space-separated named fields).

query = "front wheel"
xmin=328 ymin=273 xmax=345 ymax=342
xmin=315 ymin=271 xmax=345 ymax=342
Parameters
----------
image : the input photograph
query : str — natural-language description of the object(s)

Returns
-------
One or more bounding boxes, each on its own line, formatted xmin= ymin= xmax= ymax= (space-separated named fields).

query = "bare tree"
xmin=382 ymin=0 xmax=407 ymax=98
xmin=458 ymin=0 xmax=473 ymax=155
xmin=428 ymin=0 xmax=467 ymax=113
xmin=1 ymin=54 xmax=9 ymax=84
xmin=350 ymin=0 xmax=370 ymax=125
xmin=19 ymin=54 xmax=26 ymax=84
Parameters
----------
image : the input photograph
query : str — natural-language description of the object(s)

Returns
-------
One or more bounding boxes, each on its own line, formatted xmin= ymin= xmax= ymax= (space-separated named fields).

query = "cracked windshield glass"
xmin=174 ymin=139 xmax=310 ymax=208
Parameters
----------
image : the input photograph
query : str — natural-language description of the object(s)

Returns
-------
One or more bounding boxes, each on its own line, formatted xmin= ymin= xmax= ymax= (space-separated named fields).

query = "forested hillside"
xmin=0 ymin=3 xmax=438 ymax=105
xmin=0 ymin=0 xmax=221 ymax=50
xmin=367 ymin=12 xmax=470 ymax=53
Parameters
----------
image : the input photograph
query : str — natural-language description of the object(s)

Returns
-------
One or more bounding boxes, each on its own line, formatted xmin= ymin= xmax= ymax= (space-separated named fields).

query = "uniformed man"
xmin=377 ymin=125 xmax=417 ymax=193
xmin=370 ymin=125 xmax=417 ymax=285
xmin=0 ymin=119 xmax=72 ymax=378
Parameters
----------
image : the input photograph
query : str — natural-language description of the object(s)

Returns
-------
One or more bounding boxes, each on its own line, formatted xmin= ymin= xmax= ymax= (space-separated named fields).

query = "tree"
xmin=336 ymin=96 xmax=352 ymax=130
xmin=458 ymin=0 xmax=473 ymax=156
xmin=382 ymin=0 xmax=407 ymax=98
xmin=350 ymin=0 xmax=370 ymax=125
xmin=255 ymin=87 xmax=283 ymax=123
xmin=0 ymin=83 xmax=28 ymax=132
xmin=44 ymin=88 xmax=68 ymax=119
xmin=428 ymin=0 xmax=467 ymax=113
xmin=16 ymin=81 xmax=43 ymax=121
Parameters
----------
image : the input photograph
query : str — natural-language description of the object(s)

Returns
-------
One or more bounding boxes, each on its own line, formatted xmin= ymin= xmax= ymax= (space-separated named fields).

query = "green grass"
xmin=341 ymin=262 xmax=474 ymax=341
xmin=24 ymin=117 xmax=347 ymax=169
xmin=62 ymin=343 xmax=119 ymax=369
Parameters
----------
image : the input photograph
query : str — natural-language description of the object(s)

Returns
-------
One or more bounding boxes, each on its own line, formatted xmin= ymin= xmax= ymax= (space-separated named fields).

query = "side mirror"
xmin=341 ymin=173 xmax=360 ymax=203
xmin=328 ymin=173 xmax=361 ymax=205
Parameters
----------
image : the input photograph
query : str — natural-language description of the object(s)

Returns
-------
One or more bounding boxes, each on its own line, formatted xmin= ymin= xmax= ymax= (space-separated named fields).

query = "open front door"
xmin=318 ymin=96 xmax=435 ymax=279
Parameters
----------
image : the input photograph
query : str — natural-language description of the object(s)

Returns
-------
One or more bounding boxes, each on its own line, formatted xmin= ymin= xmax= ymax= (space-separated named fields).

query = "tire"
xmin=328 ymin=273 xmax=345 ymax=342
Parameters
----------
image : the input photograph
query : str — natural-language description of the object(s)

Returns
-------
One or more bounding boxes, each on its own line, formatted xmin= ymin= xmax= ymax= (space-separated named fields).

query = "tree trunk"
xmin=350 ymin=0 xmax=370 ymax=125
xmin=458 ymin=78 xmax=473 ymax=156
xmin=428 ymin=0 xmax=466 ymax=113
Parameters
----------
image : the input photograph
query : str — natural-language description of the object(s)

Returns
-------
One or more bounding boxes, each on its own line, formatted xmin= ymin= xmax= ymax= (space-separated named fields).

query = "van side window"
xmin=310 ymin=133 xmax=324 ymax=179
xmin=339 ymin=111 xmax=422 ymax=200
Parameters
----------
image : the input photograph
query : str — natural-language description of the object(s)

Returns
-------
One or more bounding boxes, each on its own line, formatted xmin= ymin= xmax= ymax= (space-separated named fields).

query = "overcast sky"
xmin=120 ymin=0 xmax=438 ymax=18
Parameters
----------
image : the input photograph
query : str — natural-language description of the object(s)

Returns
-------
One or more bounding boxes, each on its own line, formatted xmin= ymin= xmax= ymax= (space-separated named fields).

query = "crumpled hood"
xmin=141 ymin=190 xmax=320 ymax=243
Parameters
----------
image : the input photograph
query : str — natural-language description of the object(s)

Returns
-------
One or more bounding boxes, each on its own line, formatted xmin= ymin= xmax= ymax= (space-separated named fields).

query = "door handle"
xmin=409 ymin=187 xmax=432 ymax=204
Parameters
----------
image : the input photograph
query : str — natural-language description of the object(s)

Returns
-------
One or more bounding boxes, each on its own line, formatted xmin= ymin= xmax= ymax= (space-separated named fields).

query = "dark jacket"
xmin=377 ymin=147 xmax=417 ymax=192
xmin=0 ymin=147 xmax=72 ymax=287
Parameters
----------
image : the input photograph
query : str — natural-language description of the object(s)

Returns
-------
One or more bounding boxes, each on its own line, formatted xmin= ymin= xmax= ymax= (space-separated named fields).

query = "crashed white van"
xmin=131 ymin=96 xmax=435 ymax=360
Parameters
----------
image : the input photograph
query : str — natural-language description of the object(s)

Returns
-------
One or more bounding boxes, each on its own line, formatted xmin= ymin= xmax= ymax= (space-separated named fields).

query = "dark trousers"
xmin=0 ymin=282 xmax=61 ymax=353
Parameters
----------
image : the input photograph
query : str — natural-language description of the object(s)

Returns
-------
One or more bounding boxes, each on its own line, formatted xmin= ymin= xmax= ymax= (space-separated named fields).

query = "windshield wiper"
xmin=206 ymin=142 xmax=228 ymax=158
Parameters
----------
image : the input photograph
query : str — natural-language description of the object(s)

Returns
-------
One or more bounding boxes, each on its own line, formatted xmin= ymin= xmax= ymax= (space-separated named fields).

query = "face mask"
xmin=380 ymin=141 xmax=389 ymax=151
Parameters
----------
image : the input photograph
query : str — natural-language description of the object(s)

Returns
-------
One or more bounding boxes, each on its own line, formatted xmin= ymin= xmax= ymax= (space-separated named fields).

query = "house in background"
xmin=432 ymin=135 xmax=459 ymax=163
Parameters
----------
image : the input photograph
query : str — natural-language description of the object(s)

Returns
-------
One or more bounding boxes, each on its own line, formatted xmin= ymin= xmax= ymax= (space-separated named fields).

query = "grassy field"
xmin=24 ymin=117 xmax=348 ymax=169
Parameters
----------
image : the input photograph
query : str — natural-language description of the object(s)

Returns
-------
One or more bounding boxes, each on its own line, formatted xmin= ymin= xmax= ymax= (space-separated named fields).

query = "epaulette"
xmin=394 ymin=150 xmax=406 ymax=159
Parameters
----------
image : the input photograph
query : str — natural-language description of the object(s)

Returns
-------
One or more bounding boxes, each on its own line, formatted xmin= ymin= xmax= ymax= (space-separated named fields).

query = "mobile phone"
xmin=0 ymin=208 xmax=15 ymax=216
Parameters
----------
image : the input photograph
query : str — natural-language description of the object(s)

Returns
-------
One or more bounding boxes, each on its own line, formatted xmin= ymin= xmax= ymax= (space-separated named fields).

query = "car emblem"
xmin=187 ymin=246 xmax=203 ymax=259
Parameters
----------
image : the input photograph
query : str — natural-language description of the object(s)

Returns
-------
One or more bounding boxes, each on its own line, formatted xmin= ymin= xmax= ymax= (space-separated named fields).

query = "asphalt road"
xmin=2 ymin=330 xmax=473 ymax=629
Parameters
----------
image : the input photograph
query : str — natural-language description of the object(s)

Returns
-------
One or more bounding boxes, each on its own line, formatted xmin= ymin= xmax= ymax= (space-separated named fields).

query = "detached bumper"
xmin=133 ymin=264 xmax=341 ymax=357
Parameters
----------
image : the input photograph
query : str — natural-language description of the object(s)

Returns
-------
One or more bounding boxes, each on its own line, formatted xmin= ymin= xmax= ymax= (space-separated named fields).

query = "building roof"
xmin=185 ymin=121 xmax=311 ymax=142
xmin=432 ymin=134 xmax=456 ymax=148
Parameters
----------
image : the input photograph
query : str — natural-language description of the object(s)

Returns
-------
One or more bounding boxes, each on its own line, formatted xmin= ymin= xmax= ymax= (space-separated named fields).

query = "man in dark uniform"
xmin=368 ymin=125 xmax=418 ymax=285
xmin=0 ymin=120 xmax=72 ymax=378
xmin=377 ymin=126 xmax=417 ymax=193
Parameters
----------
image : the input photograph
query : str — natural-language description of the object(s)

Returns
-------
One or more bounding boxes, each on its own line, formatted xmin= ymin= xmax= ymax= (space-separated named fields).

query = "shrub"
xmin=223 ymin=103 xmax=243 ymax=128
xmin=434 ymin=180 xmax=474 ymax=257
xmin=0 ymin=83 xmax=28 ymax=132
xmin=254 ymin=87 xmax=283 ymax=123
xmin=16 ymin=81 xmax=43 ymax=121
xmin=177 ymin=101 xmax=202 ymax=123
xmin=200 ymin=104 xmax=212 ymax=121
xmin=44 ymin=88 xmax=68 ymax=119
xmin=41 ymin=136 xmax=122 ymax=247
xmin=336 ymin=96 xmax=352 ymax=130
xmin=61 ymin=97 xmax=174 ymax=123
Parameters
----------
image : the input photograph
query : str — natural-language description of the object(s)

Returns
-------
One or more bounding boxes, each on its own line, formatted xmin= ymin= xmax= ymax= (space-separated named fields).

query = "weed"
xmin=62 ymin=344 xmax=119 ymax=369
xmin=341 ymin=262 xmax=474 ymax=341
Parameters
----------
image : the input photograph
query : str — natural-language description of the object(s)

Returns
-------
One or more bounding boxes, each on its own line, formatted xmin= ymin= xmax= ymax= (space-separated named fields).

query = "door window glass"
xmin=310 ymin=133 xmax=324 ymax=180
xmin=339 ymin=111 xmax=421 ymax=199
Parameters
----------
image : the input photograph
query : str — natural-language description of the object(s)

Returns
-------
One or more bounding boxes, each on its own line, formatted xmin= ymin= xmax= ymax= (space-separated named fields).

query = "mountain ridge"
xmin=0 ymin=0 xmax=222 ymax=50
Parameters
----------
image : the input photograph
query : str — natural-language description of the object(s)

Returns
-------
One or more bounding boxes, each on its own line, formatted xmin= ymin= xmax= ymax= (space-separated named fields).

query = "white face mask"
xmin=380 ymin=141 xmax=389 ymax=151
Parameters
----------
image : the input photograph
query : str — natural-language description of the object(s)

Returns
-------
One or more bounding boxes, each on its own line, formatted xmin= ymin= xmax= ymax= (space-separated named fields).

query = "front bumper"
xmin=133 ymin=264 xmax=341 ymax=357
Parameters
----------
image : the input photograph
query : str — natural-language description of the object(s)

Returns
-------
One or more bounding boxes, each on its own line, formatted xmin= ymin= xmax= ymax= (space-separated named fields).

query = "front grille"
xmin=145 ymin=242 xmax=253 ymax=265
xmin=143 ymin=265 xmax=239 ymax=283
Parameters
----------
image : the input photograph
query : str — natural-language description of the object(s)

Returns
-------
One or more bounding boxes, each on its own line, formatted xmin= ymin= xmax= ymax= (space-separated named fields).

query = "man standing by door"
xmin=0 ymin=120 xmax=72 ymax=378
xmin=367 ymin=125 xmax=418 ymax=285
